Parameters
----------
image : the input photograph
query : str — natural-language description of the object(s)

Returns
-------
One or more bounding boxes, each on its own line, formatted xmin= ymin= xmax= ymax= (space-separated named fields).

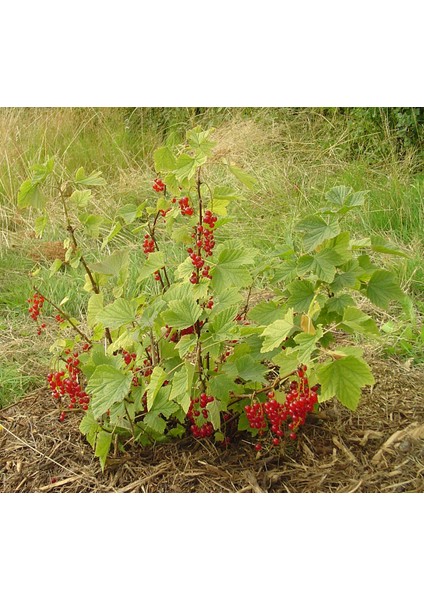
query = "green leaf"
xmin=272 ymin=351 xmax=300 ymax=378
xmin=296 ymin=215 xmax=341 ymax=252
xmin=248 ymin=301 xmax=280 ymax=325
xmin=271 ymin=258 xmax=298 ymax=284
xmin=118 ymin=202 xmax=146 ymax=224
xmin=341 ymin=306 xmax=379 ymax=335
xmin=17 ymin=181 xmax=45 ymax=209
xmin=153 ymin=146 xmax=177 ymax=172
xmin=325 ymin=232 xmax=352 ymax=264
xmin=286 ymin=280 xmax=315 ymax=312
xmin=136 ymin=251 xmax=165 ymax=283
xmin=49 ymin=258 xmax=63 ymax=276
xmin=260 ymin=308 xmax=296 ymax=353
xmin=69 ymin=189 xmax=92 ymax=209
xmin=169 ymin=362 xmax=195 ymax=413
xmin=79 ymin=410 xmax=100 ymax=449
xmin=365 ymin=269 xmax=404 ymax=309
xmin=143 ymin=413 xmax=167 ymax=434
xmin=31 ymin=158 xmax=54 ymax=182
xmin=175 ymin=153 xmax=207 ymax=182
xmin=74 ymin=167 xmax=106 ymax=186
xmin=81 ymin=344 xmax=124 ymax=378
xmin=209 ymin=306 xmax=239 ymax=336
xmin=328 ymin=346 xmax=365 ymax=359
xmin=91 ymin=250 xmax=129 ymax=277
xmin=211 ymin=245 xmax=256 ymax=293
xmin=175 ymin=333 xmax=197 ymax=358
xmin=148 ymin=385 xmax=177 ymax=419
xmin=370 ymin=235 xmax=409 ymax=258
xmin=175 ymin=256 xmax=197 ymax=281
xmin=87 ymin=292 xmax=104 ymax=328
xmin=95 ymin=430 xmax=113 ymax=471
xmin=324 ymin=187 xmax=366 ymax=214
xmin=163 ymin=281 xmax=208 ymax=303
xmin=351 ymin=237 xmax=371 ymax=250
xmin=146 ymin=366 xmax=168 ymax=411
xmin=317 ymin=355 xmax=375 ymax=410
xmin=297 ymin=248 xmax=341 ymax=283
xmin=209 ymin=288 xmax=243 ymax=315
xmin=171 ymin=225 xmax=193 ymax=245
xmin=325 ymin=294 xmax=356 ymax=315
xmin=235 ymin=355 xmax=268 ymax=383
xmin=209 ymin=374 xmax=242 ymax=403
xmin=186 ymin=127 xmax=216 ymax=157
xmin=211 ymin=185 xmax=240 ymax=216
xmin=292 ymin=326 xmax=323 ymax=363
xmin=87 ymin=365 xmax=133 ymax=419
xmin=330 ymin=260 xmax=364 ymax=293
xmin=168 ymin=424 xmax=186 ymax=438
xmin=162 ymin=297 xmax=203 ymax=329
xmin=325 ymin=186 xmax=353 ymax=207
xmin=206 ymin=398 xmax=221 ymax=430
xmin=98 ymin=298 xmax=137 ymax=329
xmin=163 ymin=173 xmax=180 ymax=195
xmin=139 ymin=297 xmax=167 ymax=328
xmin=34 ymin=214 xmax=48 ymax=237
xmin=228 ymin=165 xmax=257 ymax=189
xmin=101 ymin=222 xmax=122 ymax=249
xmin=78 ymin=213 xmax=104 ymax=238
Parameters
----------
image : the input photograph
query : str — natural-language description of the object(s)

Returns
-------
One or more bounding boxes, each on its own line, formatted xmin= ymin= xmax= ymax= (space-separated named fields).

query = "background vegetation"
xmin=1 ymin=107 xmax=423 ymax=407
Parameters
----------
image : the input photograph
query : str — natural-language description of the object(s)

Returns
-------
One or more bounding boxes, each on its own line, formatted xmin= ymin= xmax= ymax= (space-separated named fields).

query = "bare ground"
xmin=1 ymin=355 xmax=423 ymax=493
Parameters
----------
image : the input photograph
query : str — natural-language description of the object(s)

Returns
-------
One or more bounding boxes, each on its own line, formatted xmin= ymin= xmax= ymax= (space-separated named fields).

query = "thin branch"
xmin=32 ymin=286 xmax=92 ymax=344
xmin=57 ymin=184 xmax=112 ymax=345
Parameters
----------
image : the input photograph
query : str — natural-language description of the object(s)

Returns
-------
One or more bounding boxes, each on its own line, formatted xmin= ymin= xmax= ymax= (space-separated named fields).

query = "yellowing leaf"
xmin=300 ymin=314 xmax=316 ymax=334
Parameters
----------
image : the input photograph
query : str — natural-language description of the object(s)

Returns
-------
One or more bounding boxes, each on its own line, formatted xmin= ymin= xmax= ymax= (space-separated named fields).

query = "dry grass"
xmin=1 ymin=353 xmax=423 ymax=493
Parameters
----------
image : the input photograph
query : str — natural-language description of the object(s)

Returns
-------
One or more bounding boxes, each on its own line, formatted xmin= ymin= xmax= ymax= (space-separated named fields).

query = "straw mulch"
xmin=1 ymin=355 xmax=423 ymax=493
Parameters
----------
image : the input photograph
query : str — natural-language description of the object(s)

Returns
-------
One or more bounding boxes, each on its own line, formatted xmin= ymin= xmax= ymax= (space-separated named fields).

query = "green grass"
xmin=0 ymin=106 xmax=423 ymax=400
xmin=0 ymin=363 xmax=44 ymax=408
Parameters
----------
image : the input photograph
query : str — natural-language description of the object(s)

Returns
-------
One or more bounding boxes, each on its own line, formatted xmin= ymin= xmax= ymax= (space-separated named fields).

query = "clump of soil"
xmin=1 ymin=355 xmax=423 ymax=493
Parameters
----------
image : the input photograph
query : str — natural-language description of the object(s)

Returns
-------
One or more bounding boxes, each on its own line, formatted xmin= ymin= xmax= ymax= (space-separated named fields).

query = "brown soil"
xmin=1 ymin=355 xmax=423 ymax=493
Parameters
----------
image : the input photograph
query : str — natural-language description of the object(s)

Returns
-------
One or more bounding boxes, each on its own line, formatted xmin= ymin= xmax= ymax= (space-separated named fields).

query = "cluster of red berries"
xmin=142 ymin=357 xmax=153 ymax=378
xmin=203 ymin=210 xmax=217 ymax=228
xmin=55 ymin=313 xmax=65 ymax=324
xmin=174 ymin=196 xmax=194 ymax=216
xmin=159 ymin=208 xmax=170 ymax=218
xmin=27 ymin=292 xmax=45 ymax=322
xmin=143 ymin=234 xmax=155 ymax=254
xmin=235 ymin=314 xmax=250 ymax=325
xmin=164 ymin=325 xmax=180 ymax=343
xmin=27 ymin=292 xmax=48 ymax=335
xmin=245 ymin=365 xmax=319 ymax=450
xmin=188 ymin=249 xmax=205 ymax=270
xmin=187 ymin=393 xmax=215 ymax=438
xmin=123 ymin=349 xmax=137 ymax=366
xmin=152 ymin=178 xmax=165 ymax=192
xmin=245 ymin=403 xmax=267 ymax=433
xmin=122 ymin=349 xmax=144 ymax=386
xmin=193 ymin=223 xmax=216 ymax=257
xmin=121 ymin=349 xmax=155 ymax=386
xmin=48 ymin=349 xmax=90 ymax=421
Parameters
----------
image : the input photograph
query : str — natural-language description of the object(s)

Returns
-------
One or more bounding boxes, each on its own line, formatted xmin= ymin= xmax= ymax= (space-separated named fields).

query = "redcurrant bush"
xmin=19 ymin=128 xmax=406 ymax=469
